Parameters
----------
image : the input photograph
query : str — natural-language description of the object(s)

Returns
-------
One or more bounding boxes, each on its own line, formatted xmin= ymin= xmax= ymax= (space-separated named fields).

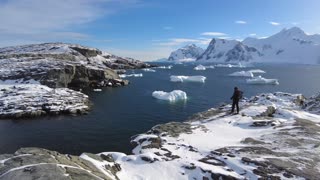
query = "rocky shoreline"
xmin=1 ymin=92 xmax=320 ymax=179
xmin=0 ymin=43 xmax=155 ymax=119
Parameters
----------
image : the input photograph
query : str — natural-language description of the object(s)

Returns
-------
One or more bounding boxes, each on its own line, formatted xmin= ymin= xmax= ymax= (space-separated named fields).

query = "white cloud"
xmin=163 ymin=26 xmax=173 ymax=30
xmin=201 ymin=32 xmax=227 ymax=36
xmin=269 ymin=21 xmax=281 ymax=26
xmin=108 ymin=47 xmax=175 ymax=61
xmin=0 ymin=0 xmax=139 ymax=46
xmin=249 ymin=33 xmax=257 ymax=36
xmin=235 ymin=20 xmax=247 ymax=24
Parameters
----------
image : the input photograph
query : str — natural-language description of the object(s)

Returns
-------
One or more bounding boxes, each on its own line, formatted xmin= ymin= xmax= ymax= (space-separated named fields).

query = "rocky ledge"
xmin=1 ymin=92 xmax=320 ymax=179
xmin=0 ymin=84 xmax=89 ymax=119
xmin=0 ymin=43 xmax=154 ymax=88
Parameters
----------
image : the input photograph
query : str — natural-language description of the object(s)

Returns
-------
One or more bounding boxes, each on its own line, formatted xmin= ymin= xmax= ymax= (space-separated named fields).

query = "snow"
xmin=229 ymin=71 xmax=254 ymax=77
xmin=168 ymin=44 xmax=204 ymax=61
xmin=170 ymin=75 xmax=206 ymax=83
xmin=246 ymin=76 xmax=279 ymax=85
xmin=119 ymin=73 xmax=143 ymax=78
xmin=152 ymin=90 xmax=187 ymax=101
xmin=194 ymin=65 xmax=206 ymax=70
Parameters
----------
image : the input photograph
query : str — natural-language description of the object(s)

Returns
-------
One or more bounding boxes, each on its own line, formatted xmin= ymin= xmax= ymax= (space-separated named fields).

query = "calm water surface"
xmin=0 ymin=63 xmax=319 ymax=155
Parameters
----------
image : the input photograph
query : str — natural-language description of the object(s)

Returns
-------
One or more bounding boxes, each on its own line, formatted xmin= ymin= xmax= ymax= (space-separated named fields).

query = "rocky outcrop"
xmin=0 ymin=147 xmax=120 ymax=180
xmin=0 ymin=43 xmax=152 ymax=88
xmin=0 ymin=84 xmax=90 ymax=119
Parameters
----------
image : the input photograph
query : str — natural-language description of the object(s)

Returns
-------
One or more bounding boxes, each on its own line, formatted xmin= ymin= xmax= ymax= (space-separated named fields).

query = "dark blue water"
xmin=0 ymin=63 xmax=319 ymax=155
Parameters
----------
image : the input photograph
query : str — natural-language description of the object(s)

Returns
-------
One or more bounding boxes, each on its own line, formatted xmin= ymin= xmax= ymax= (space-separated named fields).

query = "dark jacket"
xmin=231 ymin=89 xmax=241 ymax=101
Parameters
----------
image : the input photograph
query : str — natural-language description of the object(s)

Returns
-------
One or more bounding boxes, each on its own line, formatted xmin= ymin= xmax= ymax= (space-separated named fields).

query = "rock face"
xmin=197 ymin=27 xmax=320 ymax=64
xmin=197 ymin=39 xmax=262 ymax=62
xmin=0 ymin=43 xmax=153 ymax=88
xmin=168 ymin=44 xmax=204 ymax=61
xmin=0 ymin=147 xmax=120 ymax=180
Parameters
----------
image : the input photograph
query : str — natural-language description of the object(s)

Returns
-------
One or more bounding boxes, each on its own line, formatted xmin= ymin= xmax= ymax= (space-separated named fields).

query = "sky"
xmin=0 ymin=0 xmax=320 ymax=61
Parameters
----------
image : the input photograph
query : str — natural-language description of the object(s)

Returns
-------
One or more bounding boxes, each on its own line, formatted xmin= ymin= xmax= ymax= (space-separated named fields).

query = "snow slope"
xmin=168 ymin=44 xmax=204 ymax=61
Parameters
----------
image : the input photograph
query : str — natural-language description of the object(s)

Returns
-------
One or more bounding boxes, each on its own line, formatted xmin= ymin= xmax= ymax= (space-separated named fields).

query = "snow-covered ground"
xmin=1 ymin=92 xmax=320 ymax=179
xmin=170 ymin=76 xmax=206 ymax=83
xmin=152 ymin=90 xmax=187 ymax=101
xmin=0 ymin=84 xmax=89 ymax=118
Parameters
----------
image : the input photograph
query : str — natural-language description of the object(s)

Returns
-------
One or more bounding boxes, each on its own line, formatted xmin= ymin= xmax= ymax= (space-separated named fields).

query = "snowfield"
xmin=170 ymin=76 xmax=206 ymax=83
xmin=152 ymin=90 xmax=187 ymax=101
xmin=246 ymin=76 xmax=279 ymax=85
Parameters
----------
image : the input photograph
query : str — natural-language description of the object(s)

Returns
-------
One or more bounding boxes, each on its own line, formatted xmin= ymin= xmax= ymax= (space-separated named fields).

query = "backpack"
xmin=239 ymin=91 xmax=244 ymax=99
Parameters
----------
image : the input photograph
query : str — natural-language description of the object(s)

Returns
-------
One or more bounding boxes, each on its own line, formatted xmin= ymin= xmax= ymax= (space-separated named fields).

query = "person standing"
xmin=230 ymin=87 xmax=242 ymax=114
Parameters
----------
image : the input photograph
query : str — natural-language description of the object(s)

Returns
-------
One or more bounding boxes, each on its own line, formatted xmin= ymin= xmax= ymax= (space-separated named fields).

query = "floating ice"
xmin=152 ymin=90 xmax=187 ymax=101
xmin=246 ymin=76 xmax=279 ymax=85
xmin=119 ymin=73 xmax=143 ymax=78
xmin=247 ymin=69 xmax=266 ymax=74
xmin=194 ymin=65 xmax=206 ymax=70
xmin=229 ymin=71 xmax=254 ymax=77
xmin=142 ymin=68 xmax=156 ymax=72
xmin=93 ymin=89 xmax=102 ymax=92
xmin=170 ymin=75 xmax=206 ymax=83
xmin=205 ymin=65 xmax=215 ymax=69
xmin=215 ymin=63 xmax=245 ymax=68
xmin=157 ymin=65 xmax=173 ymax=69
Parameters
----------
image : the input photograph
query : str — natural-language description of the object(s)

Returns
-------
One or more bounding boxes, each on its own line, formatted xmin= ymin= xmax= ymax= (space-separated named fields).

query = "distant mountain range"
xmin=168 ymin=27 xmax=320 ymax=64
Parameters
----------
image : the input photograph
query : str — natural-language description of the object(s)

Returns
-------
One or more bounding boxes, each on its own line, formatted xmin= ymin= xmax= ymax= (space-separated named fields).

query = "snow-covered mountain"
xmin=197 ymin=39 xmax=262 ymax=62
xmin=196 ymin=27 xmax=320 ymax=64
xmin=242 ymin=27 xmax=320 ymax=64
xmin=168 ymin=44 xmax=204 ymax=61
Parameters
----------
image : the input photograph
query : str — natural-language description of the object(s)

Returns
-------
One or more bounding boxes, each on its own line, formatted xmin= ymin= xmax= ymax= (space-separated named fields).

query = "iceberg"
xmin=248 ymin=69 xmax=266 ymax=74
xmin=246 ymin=76 xmax=279 ymax=85
xmin=194 ymin=65 xmax=206 ymax=70
xmin=93 ymin=89 xmax=102 ymax=92
xmin=119 ymin=73 xmax=143 ymax=78
xmin=215 ymin=63 xmax=245 ymax=68
xmin=157 ymin=65 xmax=173 ymax=69
xmin=152 ymin=90 xmax=187 ymax=101
xmin=142 ymin=68 xmax=156 ymax=72
xmin=170 ymin=75 xmax=206 ymax=83
xmin=229 ymin=71 xmax=254 ymax=77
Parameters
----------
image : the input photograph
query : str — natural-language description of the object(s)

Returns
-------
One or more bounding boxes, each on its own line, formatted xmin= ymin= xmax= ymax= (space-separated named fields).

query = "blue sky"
xmin=0 ymin=0 xmax=320 ymax=60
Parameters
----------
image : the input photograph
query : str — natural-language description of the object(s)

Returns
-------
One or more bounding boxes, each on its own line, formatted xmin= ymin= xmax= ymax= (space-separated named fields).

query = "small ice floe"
xmin=93 ymin=89 xmax=102 ymax=92
xmin=157 ymin=65 xmax=173 ymax=69
xmin=194 ymin=65 xmax=206 ymax=70
xmin=170 ymin=75 xmax=206 ymax=83
xmin=119 ymin=73 xmax=143 ymax=78
xmin=152 ymin=90 xmax=187 ymax=101
xmin=246 ymin=76 xmax=279 ymax=85
xmin=247 ymin=69 xmax=266 ymax=74
xmin=205 ymin=65 xmax=215 ymax=69
xmin=142 ymin=68 xmax=156 ymax=72
xmin=229 ymin=71 xmax=254 ymax=77
xmin=216 ymin=62 xmax=245 ymax=68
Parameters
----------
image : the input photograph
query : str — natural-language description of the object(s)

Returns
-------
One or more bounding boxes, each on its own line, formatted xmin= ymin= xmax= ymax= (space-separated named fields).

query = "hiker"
xmin=230 ymin=87 xmax=242 ymax=114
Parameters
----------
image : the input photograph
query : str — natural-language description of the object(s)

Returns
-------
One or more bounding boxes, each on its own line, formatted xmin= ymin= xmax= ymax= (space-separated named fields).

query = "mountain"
xmin=197 ymin=27 xmax=320 ymax=64
xmin=168 ymin=44 xmax=204 ymax=61
xmin=242 ymin=27 xmax=320 ymax=64
xmin=197 ymin=39 xmax=262 ymax=62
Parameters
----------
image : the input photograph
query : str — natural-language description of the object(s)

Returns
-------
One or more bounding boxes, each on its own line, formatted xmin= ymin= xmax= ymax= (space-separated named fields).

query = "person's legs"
xmin=231 ymin=101 xmax=235 ymax=113
xmin=236 ymin=100 xmax=239 ymax=113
